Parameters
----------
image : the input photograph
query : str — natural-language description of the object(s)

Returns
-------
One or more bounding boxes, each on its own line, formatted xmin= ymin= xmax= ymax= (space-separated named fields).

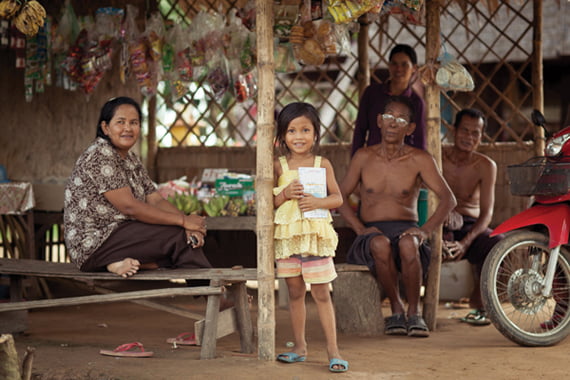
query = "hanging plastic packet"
xmin=381 ymin=0 xmax=425 ymax=26
xmin=144 ymin=12 xmax=165 ymax=63
xmin=206 ymin=56 xmax=230 ymax=100
xmin=326 ymin=0 xmax=380 ymax=24
xmin=435 ymin=52 xmax=474 ymax=92
xmin=274 ymin=41 xmax=301 ymax=73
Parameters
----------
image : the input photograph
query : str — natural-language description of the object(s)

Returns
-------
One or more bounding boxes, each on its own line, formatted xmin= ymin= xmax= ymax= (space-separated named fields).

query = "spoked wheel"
xmin=481 ymin=230 xmax=570 ymax=346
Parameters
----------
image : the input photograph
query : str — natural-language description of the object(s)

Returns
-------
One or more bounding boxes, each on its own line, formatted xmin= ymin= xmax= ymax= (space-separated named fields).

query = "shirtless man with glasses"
xmin=338 ymin=95 xmax=456 ymax=337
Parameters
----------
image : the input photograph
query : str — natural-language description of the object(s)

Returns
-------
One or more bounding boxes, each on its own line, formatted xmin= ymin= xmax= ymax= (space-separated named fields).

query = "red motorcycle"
xmin=482 ymin=110 xmax=570 ymax=346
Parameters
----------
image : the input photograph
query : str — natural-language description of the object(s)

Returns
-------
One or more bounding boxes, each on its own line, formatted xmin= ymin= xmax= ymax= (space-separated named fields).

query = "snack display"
xmin=1 ymin=0 xmax=371 ymax=100
xmin=160 ymin=172 xmax=256 ymax=217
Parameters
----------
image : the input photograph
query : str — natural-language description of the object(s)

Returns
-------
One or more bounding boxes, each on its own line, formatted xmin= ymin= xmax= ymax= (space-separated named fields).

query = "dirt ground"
xmin=7 ymin=283 xmax=570 ymax=380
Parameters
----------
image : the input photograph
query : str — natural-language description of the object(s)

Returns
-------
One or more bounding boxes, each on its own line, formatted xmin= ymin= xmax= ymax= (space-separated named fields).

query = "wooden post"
xmin=532 ymin=0 xmax=544 ymax=156
xmin=423 ymin=0 xmax=442 ymax=331
xmin=146 ymin=95 xmax=157 ymax=180
xmin=255 ymin=0 xmax=276 ymax=361
xmin=357 ymin=14 xmax=371 ymax=97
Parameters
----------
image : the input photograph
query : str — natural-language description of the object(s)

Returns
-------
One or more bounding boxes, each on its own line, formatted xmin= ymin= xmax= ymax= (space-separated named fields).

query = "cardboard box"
xmin=33 ymin=183 xmax=65 ymax=211
xmin=215 ymin=178 xmax=254 ymax=197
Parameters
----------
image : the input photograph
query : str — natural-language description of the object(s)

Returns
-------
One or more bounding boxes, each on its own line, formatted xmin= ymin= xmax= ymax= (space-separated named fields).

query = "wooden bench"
xmin=332 ymin=263 xmax=385 ymax=335
xmin=0 ymin=258 xmax=257 ymax=359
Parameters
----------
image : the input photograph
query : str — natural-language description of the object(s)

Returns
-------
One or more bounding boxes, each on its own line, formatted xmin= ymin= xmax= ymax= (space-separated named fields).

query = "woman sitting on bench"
xmin=64 ymin=96 xmax=211 ymax=279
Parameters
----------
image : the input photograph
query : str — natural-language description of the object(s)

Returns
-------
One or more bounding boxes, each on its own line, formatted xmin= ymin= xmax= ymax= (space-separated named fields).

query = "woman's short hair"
xmin=389 ymin=44 xmax=418 ymax=65
xmin=96 ymin=97 xmax=142 ymax=141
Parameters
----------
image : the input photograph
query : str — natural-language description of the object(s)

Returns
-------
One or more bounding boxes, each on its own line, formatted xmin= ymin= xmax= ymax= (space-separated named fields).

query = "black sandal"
xmin=384 ymin=313 xmax=407 ymax=335
xmin=407 ymin=314 xmax=430 ymax=337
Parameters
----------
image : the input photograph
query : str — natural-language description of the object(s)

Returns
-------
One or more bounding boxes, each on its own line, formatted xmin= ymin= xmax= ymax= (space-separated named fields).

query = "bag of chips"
xmin=435 ymin=52 xmax=474 ymax=92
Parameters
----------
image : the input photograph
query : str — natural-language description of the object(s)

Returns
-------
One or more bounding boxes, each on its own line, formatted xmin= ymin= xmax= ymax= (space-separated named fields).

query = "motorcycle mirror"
xmin=531 ymin=109 xmax=546 ymax=127
xmin=531 ymin=109 xmax=550 ymax=138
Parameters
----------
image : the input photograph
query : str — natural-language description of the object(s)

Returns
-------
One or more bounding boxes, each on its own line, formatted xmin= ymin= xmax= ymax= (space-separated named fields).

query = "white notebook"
xmin=298 ymin=167 xmax=328 ymax=218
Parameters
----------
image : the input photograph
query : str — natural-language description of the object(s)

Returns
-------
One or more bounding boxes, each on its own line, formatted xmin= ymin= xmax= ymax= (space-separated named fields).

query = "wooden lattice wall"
xmin=154 ymin=0 xmax=540 ymax=223
xmin=154 ymin=0 xmax=538 ymax=149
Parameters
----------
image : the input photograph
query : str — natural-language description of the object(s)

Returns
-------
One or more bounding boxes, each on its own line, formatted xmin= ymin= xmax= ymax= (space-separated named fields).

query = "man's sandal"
xmin=384 ymin=313 xmax=407 ymax=336
xmin=460 ymin=309 xmax=491 ymax=326
xmin=407 ymin=314 xmax=430 ymax=337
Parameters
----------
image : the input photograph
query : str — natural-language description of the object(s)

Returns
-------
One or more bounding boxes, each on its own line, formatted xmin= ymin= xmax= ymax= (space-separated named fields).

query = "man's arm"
xmin=459 ymin=158 xmax=497 ymax=249
xmin=417 ymin=153 xmax=457 ymax=236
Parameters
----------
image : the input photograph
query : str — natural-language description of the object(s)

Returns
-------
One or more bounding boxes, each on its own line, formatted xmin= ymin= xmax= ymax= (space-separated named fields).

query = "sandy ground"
xmin=7 ymin=283 xmax=570 ymax=380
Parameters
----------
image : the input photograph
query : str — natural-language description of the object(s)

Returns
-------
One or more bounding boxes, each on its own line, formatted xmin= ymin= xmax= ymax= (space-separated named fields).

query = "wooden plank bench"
xmin=0 ymin=258 xmax=257 ymax=360
xmin=332 ymin=263 xmax=385 ymax=336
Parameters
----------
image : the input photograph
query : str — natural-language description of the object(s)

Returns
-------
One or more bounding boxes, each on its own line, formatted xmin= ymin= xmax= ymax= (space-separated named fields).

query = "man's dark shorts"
xmin=346 ymin=221 xmax=431 ymax=280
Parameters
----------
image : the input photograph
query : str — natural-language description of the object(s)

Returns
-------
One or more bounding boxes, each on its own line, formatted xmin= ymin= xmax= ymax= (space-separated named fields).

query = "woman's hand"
xmin=182 ymin=214 xmax=207 ymax=235
xmin=186 ymin=230 xmax=205 ymax=248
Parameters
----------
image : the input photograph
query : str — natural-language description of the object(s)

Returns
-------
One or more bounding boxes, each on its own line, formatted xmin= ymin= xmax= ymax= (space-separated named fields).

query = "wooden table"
xmin=207 ymin=215 xmax=348 ymax=230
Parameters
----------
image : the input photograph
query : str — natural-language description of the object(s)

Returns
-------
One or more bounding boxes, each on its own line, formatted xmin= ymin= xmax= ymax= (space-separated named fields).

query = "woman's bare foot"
xmin=107 ymin=258 xmax=140 ymax=278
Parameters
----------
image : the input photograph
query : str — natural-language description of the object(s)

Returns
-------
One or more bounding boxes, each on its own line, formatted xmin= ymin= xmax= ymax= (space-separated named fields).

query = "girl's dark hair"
xmin=96 ymin=96 xmax=142 ymax=141
xmin=276 ymin=102 xmax=321 ymax=153
xmin=389 ymin=44 xmax=418 ymax=65
xmin=454 ymin=108 xmax=487 ymax=131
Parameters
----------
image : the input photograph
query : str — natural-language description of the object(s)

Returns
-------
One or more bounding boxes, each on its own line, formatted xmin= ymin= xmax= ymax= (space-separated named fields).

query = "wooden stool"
xmin=332 ymin=264 xmax=384 ymax=335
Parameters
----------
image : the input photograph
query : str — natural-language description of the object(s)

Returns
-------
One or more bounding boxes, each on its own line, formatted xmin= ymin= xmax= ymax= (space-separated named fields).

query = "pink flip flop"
xmin=166 ymin=332 xmax=197 ymax=346
xmin=99 ymin=342 xmax=154 ymax=358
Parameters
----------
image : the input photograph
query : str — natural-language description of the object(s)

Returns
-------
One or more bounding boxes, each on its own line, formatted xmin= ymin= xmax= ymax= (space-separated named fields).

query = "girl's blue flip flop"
xmin=277 ymin=352 xmax=306 ymax=363
xmin=329 ymin=358 xmax=349 ymax=372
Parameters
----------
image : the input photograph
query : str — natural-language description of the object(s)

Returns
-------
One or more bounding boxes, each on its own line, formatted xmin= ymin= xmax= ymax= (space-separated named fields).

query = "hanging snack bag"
xmin=144 ymin=12 xmax=165 ymax=65
xmin=275 ymin=42 xmax=301 ymax=73
xmin=435 ymin=52 xmax=474 ymax=92
xmin=206 ymin=56 xmax=230 ymax=100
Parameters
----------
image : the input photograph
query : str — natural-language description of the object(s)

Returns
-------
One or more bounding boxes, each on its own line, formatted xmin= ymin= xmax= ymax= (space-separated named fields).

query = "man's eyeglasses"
xmin=381 ymin=114 xmax=409 ymax=128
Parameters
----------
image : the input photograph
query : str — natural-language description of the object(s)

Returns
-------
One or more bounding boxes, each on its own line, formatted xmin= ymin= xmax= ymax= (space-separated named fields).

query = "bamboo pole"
xmin=423 ymin=0 xmax=442 ymax=331
xmin=255 ymin=0 xmax=276 ymax=361
xmin=146 ymin=95 xmax=157 ymax=180
xmin=532 ymin=0 xmax=544 ymax=156
xmin=357 ymin=14 xmax=371 ymax=97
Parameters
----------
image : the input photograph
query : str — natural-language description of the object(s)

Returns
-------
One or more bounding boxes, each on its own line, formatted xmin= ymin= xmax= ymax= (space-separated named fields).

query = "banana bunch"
xmin=225 ymin=198 xmax=248 ymax=217
xmin=0 ymin=0 xmax=22 ymax=19
xmin=245 ymin=199 xmax=256 ymax=216
xmin=13 ymin=0 xmax=46 ymax=37
xmin=203 ymin=195 xmax=230 ymax=217
xmin=168 ymin=193 xmax=203 ymax=215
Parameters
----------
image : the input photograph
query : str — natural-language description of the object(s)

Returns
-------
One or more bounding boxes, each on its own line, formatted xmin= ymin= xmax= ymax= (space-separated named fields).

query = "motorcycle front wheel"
xmin=481 ymin=230 xmax=570 ymax=346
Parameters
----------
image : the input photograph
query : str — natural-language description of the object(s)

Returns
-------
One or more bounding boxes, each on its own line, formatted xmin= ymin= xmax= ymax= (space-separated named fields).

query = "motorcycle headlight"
xmin=545 ymin=134 xmax=570 ymax=157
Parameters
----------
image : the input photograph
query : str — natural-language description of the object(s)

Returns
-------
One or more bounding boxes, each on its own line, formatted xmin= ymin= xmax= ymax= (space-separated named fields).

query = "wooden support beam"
xmin=255 ymin=0 xmax=276 ymax=361
xmin=423 ymin=0 xmax=443 ymax=332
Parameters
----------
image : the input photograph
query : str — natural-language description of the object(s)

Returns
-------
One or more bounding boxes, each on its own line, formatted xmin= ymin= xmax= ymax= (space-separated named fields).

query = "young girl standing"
xmin=273 ymin=102 xmax=348 ymax=373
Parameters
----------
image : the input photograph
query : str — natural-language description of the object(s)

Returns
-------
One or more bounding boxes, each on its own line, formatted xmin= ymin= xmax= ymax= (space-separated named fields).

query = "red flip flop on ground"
xmin=99 ymin=342 xmax=154 ymax=358
xmin=166 ymin=332 xmax=197 ymax=346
